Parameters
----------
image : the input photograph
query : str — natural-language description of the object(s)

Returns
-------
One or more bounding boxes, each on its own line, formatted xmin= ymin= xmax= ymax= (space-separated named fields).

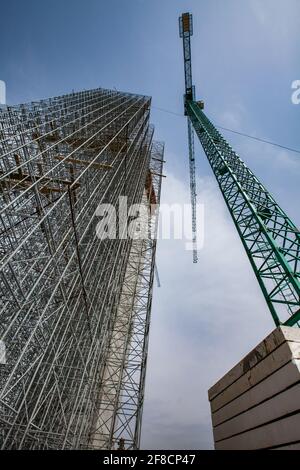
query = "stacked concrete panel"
xmin=208 ymin=326 xmax=300 ymax=450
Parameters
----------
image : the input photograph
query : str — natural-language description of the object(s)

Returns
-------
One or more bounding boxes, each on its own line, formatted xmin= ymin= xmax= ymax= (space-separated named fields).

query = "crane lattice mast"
xmin=179 ymin=12 xmax=300 ymax=327
xmin=179 ymin=13 xmax=198 ymax=263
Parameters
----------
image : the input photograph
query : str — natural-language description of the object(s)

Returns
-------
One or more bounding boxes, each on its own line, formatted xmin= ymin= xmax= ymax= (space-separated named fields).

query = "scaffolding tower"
xmin=0 ymin=87 xmax=164 ymax=449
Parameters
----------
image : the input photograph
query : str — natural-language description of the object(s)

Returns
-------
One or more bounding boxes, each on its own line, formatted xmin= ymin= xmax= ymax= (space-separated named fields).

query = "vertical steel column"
xmin=179 ymin=12 xmax=198 ymax=262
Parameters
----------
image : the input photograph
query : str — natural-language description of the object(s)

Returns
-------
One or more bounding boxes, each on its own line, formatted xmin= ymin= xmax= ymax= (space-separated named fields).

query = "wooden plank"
xmin=150 ymin=171 xmax=166 ymax=178
xmin=212 ymin=359 xmax=300 ymax=426
xmin=0 ymin=170 xmax=80 ymax=194
xmin=54 ymin=156 xmax=112 ymax=170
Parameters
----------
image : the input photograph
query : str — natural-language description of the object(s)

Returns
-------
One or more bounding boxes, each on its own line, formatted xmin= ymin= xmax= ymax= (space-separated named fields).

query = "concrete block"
xmin=208 ymin=325 xmax=300 ymax=450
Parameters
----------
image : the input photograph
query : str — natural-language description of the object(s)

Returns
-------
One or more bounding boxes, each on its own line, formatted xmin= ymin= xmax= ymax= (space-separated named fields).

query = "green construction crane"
xmin=179 ymin=12 xmax=300 ymax=327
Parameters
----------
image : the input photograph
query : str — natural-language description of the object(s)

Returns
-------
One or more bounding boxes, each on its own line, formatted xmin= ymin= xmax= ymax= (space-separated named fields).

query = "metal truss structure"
xmin=0 ymin=88 xmax=164 ymax=449
xmin=179 ymin=12 xmax=198 ymax=263
xmin=179 ymin=12 xmax=300 ymax=327
xmin=88 ymin=145 xmax=163 ymax=450
xmin=187 ymin=102 xmax=300 ymax=326
xmin=187 ymin=119 xmax=198 ymax=263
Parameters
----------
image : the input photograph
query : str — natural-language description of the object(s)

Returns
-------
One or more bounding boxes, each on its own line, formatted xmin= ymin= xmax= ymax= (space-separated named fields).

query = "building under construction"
xmin=0 ymin=88 xmax=164 ymax=449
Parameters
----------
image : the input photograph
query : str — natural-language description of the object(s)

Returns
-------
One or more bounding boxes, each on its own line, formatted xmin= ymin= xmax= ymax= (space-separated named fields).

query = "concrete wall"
xmin=208 ymin=326 xmax=300 ymax=450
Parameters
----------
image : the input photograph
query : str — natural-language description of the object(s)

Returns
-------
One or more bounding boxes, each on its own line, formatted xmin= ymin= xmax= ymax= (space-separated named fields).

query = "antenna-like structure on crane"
xmin=179 ymin=12 xmax=300 ymax=327
xmin=179 ymin=13 xmax=198 ymax=263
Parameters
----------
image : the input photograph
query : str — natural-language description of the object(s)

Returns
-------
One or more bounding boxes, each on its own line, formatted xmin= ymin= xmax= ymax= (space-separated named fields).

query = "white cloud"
xmin=249 ymin=0 xmax=300 ymax=48
xmin=217 ymin=102 xmax=247 ymax=130
xmin=141 ymin=171 xmax=274 ymax=449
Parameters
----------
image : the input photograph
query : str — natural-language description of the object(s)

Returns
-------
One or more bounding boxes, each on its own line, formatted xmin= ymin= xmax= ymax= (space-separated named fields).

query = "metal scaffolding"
xmin=0 ymin=88 xmax=164 ymax=449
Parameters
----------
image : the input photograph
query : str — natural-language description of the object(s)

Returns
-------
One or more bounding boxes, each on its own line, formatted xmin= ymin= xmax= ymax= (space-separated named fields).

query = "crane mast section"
xmin=179 ymin=12 xmax=198 ymax=262
xmin=179 ymin=13 xmax=195 ymax=113
xmin=187 ymin=100 xmax=300 ymax=327
xmin=187 ymin=118 xmax=198 ymax=263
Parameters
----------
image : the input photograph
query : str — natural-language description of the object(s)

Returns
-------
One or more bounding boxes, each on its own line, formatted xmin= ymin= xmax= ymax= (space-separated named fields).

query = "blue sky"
xmin=2 ymin=0 xmax=299 ymax=449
